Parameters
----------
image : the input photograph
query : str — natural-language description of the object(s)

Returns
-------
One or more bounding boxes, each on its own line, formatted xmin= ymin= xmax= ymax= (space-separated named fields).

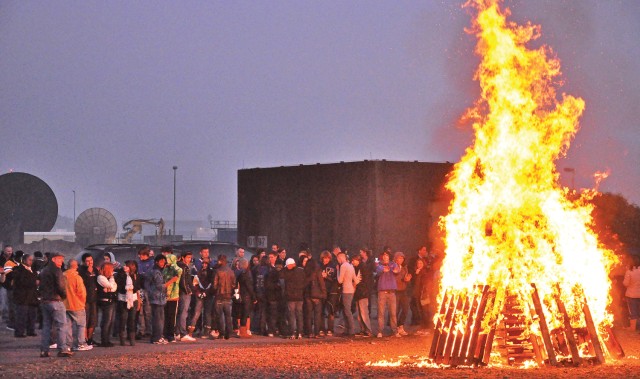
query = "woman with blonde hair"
xmin=97 ymin=262 xmax=117 ymax=347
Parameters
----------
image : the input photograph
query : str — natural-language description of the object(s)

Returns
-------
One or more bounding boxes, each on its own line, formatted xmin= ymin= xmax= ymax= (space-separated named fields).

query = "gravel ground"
xmin=2 ymin=325 xmax=640 ymax=378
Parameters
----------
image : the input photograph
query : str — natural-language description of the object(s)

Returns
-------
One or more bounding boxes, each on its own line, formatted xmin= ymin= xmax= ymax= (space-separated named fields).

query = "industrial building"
xmin=238 ymin=160 xmax=454 ymax=257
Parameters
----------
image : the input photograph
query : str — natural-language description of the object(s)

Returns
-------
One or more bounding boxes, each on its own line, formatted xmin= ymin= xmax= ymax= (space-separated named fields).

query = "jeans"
xmin=190 ymin=296 xmax=214 ymax=329
xmin=138 ymin=290 xmax=152 ymax=335
xmin=240 ymin=296 xmax=253 ymax=327
xmin=377 ymin=291 xmax=397 ymax=334
xmin=15 ymin=304 xmax=37 ymax=336
xmin=356 ymin=297 xmax=372 ymax=334
xmin=98 ymin=301 xmax=115 ymax=344
xmin=323 ymin=293 xmax=339 ymax=334
xmin=164 ymin=300 xmax=178 ymax=341
xmin=627 ymin=297 xmax=640 ymax=331
xmin=176 ymin=293 xmax=192 ymax=337
xmin=41 ymin=301 xmax=69 ymax=352
xmin=341 ymin=293 xmax=355 ymax=335
xmin=287 ymin=301 xmax=303 ymax=336
xmin=304 ymin=298 xmax=323 ymax=336
xmin=267 ymin=300 xmax=280 ymax=334
xmin=117 ymin=301 xmax=137 ymax=334
xmin=254 ymin=298 xmax=268 ymax=334
xmin=66 ymin=309 xmax=87 ymax=348
xmin=150 ymin=304 xmax=165 ymax=342
xmin=396 ymin=290 xmax=410 ymax=327
xmin=216 ymin=300 xmax=233 ymax=338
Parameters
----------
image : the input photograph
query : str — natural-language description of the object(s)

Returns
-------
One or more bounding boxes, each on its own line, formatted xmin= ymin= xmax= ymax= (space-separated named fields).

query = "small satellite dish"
xmin=74 ymin=208 xmax=117 ymax=247
xmin=0 ymin=172 xmax=58 ymax=244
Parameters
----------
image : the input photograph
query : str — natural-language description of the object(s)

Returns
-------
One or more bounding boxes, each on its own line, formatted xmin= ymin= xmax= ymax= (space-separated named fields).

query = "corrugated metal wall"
xmin=238 ymin=160 xmax=453 ymax=257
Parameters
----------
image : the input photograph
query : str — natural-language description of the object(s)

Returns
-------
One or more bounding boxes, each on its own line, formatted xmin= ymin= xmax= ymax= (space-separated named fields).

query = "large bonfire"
xmin=437 ymin=0 xmax=618 ymax=362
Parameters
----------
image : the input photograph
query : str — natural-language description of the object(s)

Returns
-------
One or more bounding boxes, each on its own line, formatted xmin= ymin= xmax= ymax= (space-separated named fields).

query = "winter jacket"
xmin=63 ymin=269 xmax=87 ymax=311
xmin=177 ymin=261 xmax=193 ymax=296
xmin=213 ymin=264 xmax=236 ymax=301
xmin=306 ymin=268 xmax=326 ymax=300
xmin=237 ymin=269 xmax=256 ymax=302
xmin=394 ymin=265 xmax=409 ymax=292
xmin=624 ymin=267 xmax=640 ymax=298
xmin=78 ymin=265 xmax=98 ymax=303
xmin=115 ymin=270 xmax=141 ymax=295
xmin=253 ymin=264 xmax=270 ymax=300
xmin=321 ymin=262 xmax=338 ymax=295
xmin=280 ymin=266 xmax=306 ymax=302
xmin=411 ymin=267 xmax=430 ymax=303
xmin=137 ymin=257 xmax=154 ymax=287
xmin=264 ymin=265 xmax=282 ymax=302
xmin=145 ymin=267 xmax=167 ymax=305
xmin=12 ymin=264 xmax=39 ymax=306
xmin=39 ymin=263 xmax=67 ymax=301
xmin=376 ymin=262 xmax=399 ymax=291
xmin=354 ymin=264 xmax=372 ymax=301
xmin=163 ymin=254 xmax=182 ymax=300
xmin=97 ymin=274 xmax=117 ymax=303
xmin=193 ymin=266 xmax=213 ymax=298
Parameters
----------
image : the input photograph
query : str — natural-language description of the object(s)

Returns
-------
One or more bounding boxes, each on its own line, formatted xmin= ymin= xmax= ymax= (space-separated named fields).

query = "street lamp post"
xmin=72 ymin=190 xmax=76 ymax=222
xmin=173 ymin=166 xmax=178 ymax=237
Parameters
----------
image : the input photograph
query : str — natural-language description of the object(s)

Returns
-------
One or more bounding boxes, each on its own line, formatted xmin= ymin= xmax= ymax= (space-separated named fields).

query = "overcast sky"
xmin=1 ymin=0 xmax=638 ymax=228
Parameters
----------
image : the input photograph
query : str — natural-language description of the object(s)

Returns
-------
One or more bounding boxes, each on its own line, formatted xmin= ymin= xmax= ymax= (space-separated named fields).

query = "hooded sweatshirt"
xmin=63 ymin=269 xmax=87 ymax=311
xmin=163 ymin=254 xmax=182 ymax=300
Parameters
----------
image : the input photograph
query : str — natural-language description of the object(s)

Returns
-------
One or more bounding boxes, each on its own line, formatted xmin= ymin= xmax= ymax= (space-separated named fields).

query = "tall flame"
xmin=440 ymin=0 xmax=616 ymax=333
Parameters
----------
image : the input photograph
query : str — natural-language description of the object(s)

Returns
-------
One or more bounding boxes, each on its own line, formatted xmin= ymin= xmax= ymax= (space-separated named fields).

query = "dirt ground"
xmin=2 ymin=325 xmax=640 ymax=378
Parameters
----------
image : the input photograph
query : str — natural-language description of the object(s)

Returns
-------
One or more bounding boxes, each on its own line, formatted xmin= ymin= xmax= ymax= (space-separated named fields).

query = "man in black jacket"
xmin=79 ymin=253 xmax=99 ymax=345
xmin=176 ymin=251 xmax=195 ymax=342
xmin=280 ymin=258 xmax=306 ymax=339
xmin=39 ymin=252 xmax=72 ymax=357
xmin=264 ymin=251 xmax=282 ymax=337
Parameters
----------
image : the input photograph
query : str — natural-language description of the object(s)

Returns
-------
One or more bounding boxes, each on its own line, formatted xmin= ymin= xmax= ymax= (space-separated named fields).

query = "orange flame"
xmin=439 ymin=0 xmax=616 ymax=339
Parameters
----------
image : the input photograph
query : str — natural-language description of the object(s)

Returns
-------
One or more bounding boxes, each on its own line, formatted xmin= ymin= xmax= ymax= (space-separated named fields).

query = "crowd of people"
xmin=0 ymin=243 xmax=442 ymax=358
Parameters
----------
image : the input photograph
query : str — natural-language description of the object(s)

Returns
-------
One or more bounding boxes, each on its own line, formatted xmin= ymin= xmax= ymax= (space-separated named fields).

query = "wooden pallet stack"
xmin=428 ymin=283 xmax=625 ymax=367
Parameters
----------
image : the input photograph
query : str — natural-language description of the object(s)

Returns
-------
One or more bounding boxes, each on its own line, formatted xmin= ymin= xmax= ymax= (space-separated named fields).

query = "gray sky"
xmin=1 ymin=0 xmax=639 ymax=228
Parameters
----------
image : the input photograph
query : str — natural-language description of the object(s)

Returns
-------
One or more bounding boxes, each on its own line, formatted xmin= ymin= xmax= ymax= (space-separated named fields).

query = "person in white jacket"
xmin=337 ymin=252 xmax=359 ymax=337
xmin=623 ymin=255 xmax=640 ymax=332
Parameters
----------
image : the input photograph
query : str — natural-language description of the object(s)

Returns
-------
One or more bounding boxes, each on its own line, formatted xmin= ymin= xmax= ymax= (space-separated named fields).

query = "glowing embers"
xmin=429 ymin=285 xmax=624 ymax=368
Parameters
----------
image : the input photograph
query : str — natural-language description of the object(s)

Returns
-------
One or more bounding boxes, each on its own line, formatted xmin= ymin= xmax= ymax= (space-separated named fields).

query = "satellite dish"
xmin=0 ymin=172 xmax=58 ymax=244
xmin=74 ymin=208 xmax=117 ymax=247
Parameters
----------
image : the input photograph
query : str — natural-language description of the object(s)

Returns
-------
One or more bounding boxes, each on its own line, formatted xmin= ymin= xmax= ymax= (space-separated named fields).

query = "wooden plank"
xmin=481 ymin=327 xmax=497 ymax=365
xmin=453 ymin=287 xmax=481 ymax=366
xmin=530 ymin=283 xmax=558 ymax=366
xmin=435 ymin=295 xmax=457 ymax=364
xmin=449 ymin=293 xmax=471 ymax=366
xmin=604 ymin=327 xmax=625 ymax=359
xmin=465 ymin=285 xmax=490 ymax=365
xmin=528 ymin=334 xmax=545 ymax=366
xmin=442 ymin=294 xmax=465 ymax=364
xmin=582 ymin=298 xmax=605 ymax=364
xmin=554 ymin=292 xmax=582 ymax=366
xmin=428 ymin=291 xmax=450 ymax=359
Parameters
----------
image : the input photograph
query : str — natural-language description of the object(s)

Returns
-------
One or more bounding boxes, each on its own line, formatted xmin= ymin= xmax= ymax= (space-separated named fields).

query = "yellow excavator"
xmin=121 ymin=218 xmax=165 ymax=243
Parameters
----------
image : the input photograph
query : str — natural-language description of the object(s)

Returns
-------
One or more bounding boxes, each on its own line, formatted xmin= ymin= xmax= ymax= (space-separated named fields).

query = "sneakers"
xmin=49 ymin=343 xmax=58 ymax=349
xmin=326 ymin=330 xmax=333 ymax=337
xmin=398 ymin=326 xmax=408 ymax=336
xmin=153 ymin=338 xmax=169 ymax=345
xmin=40 ymin=351 xmax=50 ymax=358
xmin=57 ymin=350 xmax=73 ymax=357
xmin=376 ymin=333 xmax=383 ymax=338
xmin=75 ymin=343 xmax=93 ymax=351
xmin=6 ymin=326 xmax=15 ymax=331
xmin=267 ymin=333 xmax=274 ymax=337
xmin=318 ymin=331 xmax=325 ymax=337
xmin=210 ymin=330 xmax=220 ymax=339
xmin=181 ymin=335 xmax=196 ymax=342
xmin=394 ymin=332 xmax=403 ymax=338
